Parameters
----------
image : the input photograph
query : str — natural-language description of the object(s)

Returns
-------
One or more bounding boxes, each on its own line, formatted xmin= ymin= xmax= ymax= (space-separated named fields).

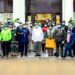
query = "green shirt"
xmin=1 ymin=28 xmax=12 ymax=41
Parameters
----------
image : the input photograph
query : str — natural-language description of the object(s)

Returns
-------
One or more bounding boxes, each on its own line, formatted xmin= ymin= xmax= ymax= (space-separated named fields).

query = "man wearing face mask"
xmin=32 ymin=24 xmax=43 ymax=56
xmin=42 ymin=24 xmax=48 ymax=53
xmin=1 ymin=25 xmax=12 ymax=57
xmin=6 ymin=18 xmax=12 ymax=26
xmin=18 ymin=23 xmax=30 ymax=57
xmin=63 ymin=29 xmax=75 ymax=58
xmin=46 ymin=26 xmax=55 ymax=56
xmin=54 ymin=27 xmax=66 ymax=57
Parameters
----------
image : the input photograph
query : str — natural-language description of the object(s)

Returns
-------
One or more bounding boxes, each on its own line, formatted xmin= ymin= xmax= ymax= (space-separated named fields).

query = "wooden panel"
xmin=0 ymin=0 xmax=4 ymax=13
xmin=30 ymin=0 xmax=62 ymax=14
xmin=4 ymin=0 xmax=13 ymax=13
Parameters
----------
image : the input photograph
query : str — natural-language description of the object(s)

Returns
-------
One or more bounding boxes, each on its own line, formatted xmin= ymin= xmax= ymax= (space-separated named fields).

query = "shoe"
xmin=35 ymin=54 xmax=41 ymax=57
xmin=70 ymin=55 xmax=74 ymax=58
xmin=38 ymin=55 xmax=41 ymax=57
xmin=35 ymin=55 xmax=38 ymax=57
xmin=21 ymin=55 xmax=23 ymax=57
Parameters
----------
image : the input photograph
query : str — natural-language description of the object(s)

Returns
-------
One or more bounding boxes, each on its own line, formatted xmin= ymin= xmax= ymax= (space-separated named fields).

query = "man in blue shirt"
xmin=18 ymin=24 xmax=30 ymax=57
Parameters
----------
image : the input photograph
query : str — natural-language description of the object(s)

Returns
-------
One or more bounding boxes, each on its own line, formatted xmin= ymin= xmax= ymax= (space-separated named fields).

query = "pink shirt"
xmin=67 ymin=33 xmax=70 ymax=43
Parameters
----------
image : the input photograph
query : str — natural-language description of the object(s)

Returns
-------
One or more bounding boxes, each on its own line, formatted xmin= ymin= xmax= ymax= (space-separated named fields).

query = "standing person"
xmin=5 ymin=18 xmax=12 ymax=26
xmin=11 ymin=25 xmax=18 ymax=56
xmin=16 ymin=23 xmax=23 ymax=52
xmin=42 ymin=24 xmax=48 ymax=53
xmin=1 ymin=26 xmax=12 ymax=57
xmin=72 ymin=27 xmax=75 ymax=56
xmin=32 ymin=24 xmax=43 ymax=56
xmin=0 ymin=26 xmax=2 ymax=56
xmin=63 ymin=29 xmax=75 ymax=58
xmin=46 ymin=26 xmax=55 ymax=56
xmin=54 ymin=27 xmax=66 ymax=57
xmin=14 ymin=18 xmax=20 ymax=28
xmin=18 ymin=24 xmax=30 ymax=57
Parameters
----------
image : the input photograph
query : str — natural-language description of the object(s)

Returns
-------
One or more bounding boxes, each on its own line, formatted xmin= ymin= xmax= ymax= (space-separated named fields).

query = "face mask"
xmin=44 ymin=25 xmax=47 ymax=27
xmin=62 ymin=23 xmax=65 ymax=25
xmin=67 ymin=31 xmax=70 ymax=33
xmin=49 ymin=27 xmax=52 ymax=30
xmin=23 ymin=26 xmax=26 ymax=28
xmin=46 ymin=20 xmax=48 ymax=22
xmin=13 ymin=28 xmax=16 ymax=30
xmin=19 ymin=26 xmax=22 ymax=29
xmin=36 ymin=26 xmax=38 ymax=28
xmin=53 ymin=24 xmax=55 ymax=26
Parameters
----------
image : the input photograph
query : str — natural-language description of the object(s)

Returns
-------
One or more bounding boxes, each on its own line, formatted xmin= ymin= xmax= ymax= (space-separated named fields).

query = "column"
xmin=13 ymin=0 xmax=25 ymax=23
xmin=62 ymin=0 xmax=73 ymax=25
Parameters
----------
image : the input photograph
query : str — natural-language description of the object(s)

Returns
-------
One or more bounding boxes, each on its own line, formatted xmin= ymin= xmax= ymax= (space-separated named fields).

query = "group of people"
xmin=0 ymin=18 xmax=75 ymax=58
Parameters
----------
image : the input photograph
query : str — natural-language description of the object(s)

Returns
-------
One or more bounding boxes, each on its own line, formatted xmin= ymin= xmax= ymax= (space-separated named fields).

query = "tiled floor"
xmin=0 ymin=51 xmax=74 ymax=75
xmin=0 ymin=55 xmax=75 ymax=75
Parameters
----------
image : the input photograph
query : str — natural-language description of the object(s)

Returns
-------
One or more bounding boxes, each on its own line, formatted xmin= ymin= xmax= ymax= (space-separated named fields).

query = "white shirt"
xmin=32 ymin=27 xmax=44 ymax=42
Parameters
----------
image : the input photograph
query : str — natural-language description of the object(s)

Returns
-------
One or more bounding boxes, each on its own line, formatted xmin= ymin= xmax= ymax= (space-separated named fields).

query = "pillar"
xmin=13 ymin=0 xmax=25 ymax=23
xmin=62 ymin=0 xmax=73 ymax=25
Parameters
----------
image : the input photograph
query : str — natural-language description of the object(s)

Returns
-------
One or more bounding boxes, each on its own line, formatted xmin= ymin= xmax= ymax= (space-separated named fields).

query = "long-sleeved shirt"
xmin=32 ymin=27 xmax=43 ymax=42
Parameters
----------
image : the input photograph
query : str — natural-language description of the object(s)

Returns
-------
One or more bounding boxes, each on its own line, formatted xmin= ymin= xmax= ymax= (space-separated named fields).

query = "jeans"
xmin=19 ymin=42 xmax=28 ymax=56
xmin=64 ymin=43 xmax=72 ymax=57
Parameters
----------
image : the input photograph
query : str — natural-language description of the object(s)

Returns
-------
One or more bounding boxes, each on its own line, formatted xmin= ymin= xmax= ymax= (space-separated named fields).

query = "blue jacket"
xmin=66 ymin=33 xmax=75 ymax=46
xmin=18 ymin=28 xmax=30 ymax=43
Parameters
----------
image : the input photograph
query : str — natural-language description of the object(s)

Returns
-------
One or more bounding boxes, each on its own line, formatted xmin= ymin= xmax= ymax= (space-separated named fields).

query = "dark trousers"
xmin=2 ymin=41 xmax=10 ymax=57
xmin=64 ymin=43 xmax=72 ymax=57
xmin=42 ymin=43 xmax=45 ymax=52
xmin=56 ymin=41 xmax=64 ymax=57
xmin=72 ymin=42 xmax=75 ymax=56
xmin=47 ymin=48 xmax=53 ymax=56
xmin=20 ymin=42 xmax=28 ymax=57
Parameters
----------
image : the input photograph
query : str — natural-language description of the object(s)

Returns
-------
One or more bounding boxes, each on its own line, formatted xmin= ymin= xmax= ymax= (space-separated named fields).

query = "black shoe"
xmin=63 ymin=55 xmax=66 ymax=58
xmin=35 ymin=54 xmax=41 ymax=57
xmin=48 ymin=55 xmax=50 ymax=56
xmin=2 ymin=55 xmax=5 ymax=58
xmin=21 ymin=55 xmax=23 ymax=57
xmin=25 ymin=55 xmax=27 ymax=57
xmin=38 ymin=55 xmax=41 ymax=57
xmin=35 ymin=55 xmax=38 ymax=57
xmin=61 ymin=55 xmax=64 ymax=58
xmin=70 ymin=55 xmax=74 ymax=58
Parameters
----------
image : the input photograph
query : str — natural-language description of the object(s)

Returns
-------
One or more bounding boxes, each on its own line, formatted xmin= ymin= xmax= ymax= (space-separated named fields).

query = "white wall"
xmin=62 ymin=0 xmax=73 ymax=25
xmin=13 ymin=0 xmax=25 ymax=23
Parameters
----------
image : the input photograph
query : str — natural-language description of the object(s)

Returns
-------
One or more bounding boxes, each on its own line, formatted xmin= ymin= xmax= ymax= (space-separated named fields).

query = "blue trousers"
xmin=19 ymin=42 xmax=28 ymax=56
xmin=64 ymin=43 xmax=72 ymax=57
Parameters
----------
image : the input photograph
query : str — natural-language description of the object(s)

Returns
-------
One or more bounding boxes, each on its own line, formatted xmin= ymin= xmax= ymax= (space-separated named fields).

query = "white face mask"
xmin=23 ymin=26 xmax=26 ymax=28
xmin=36 ymin=26 xmax=38 ymax=28
xmin=44 ymin=25 xmax=47 ymax=27
xmin=62 ymin=23 xmax=65 ymax=25
xmin=53 ymin=24 xmax=55 ymax=26
xmin=67 ymin=31 xmax=70 ymax=33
